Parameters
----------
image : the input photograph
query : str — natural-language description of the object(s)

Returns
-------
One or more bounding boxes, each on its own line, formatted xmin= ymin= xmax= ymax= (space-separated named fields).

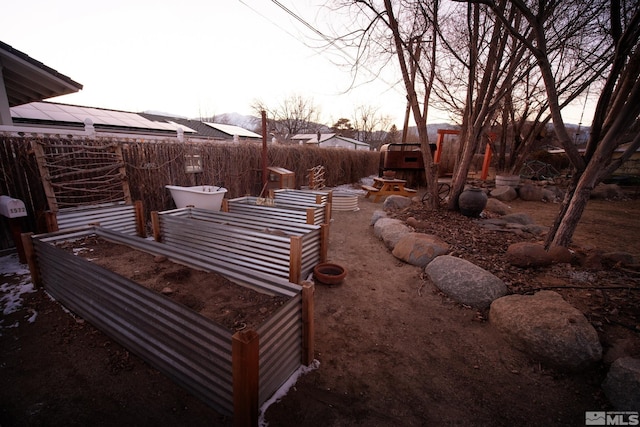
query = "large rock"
xmin=425 ymin=255 xmax=508 ymax=309
xmin=518 ymin=184 xmax=544 ymax=201
xmin=383 ymin=195 xmax=412 ymax=210
xmin=490 ymin=186 xmax=518 ymax=202
xmin=392 ymin=233 xmax=450 ymax=267
xmin=591 ymin=183 xmax=624 ymax=200
xmin=373 ymin=218 xmax=411 ymax=250
xmin=370 ymin=210 xmax=387 ymax=226
xmin=602 ymin=357 xmax=640 ymax=410
xmin=501 ymin=212 xmax=535 ymax=225
xmin=485 ymin=198 xmax=512 ymax=215
xmin=506 ymin=242 xmax=552 ymax=267
xmin=490 ymin=291 xmax=602 ymax=371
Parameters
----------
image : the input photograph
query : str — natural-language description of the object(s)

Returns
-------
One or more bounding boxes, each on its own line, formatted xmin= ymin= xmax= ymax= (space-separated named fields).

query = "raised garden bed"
xmin=23 ymin=226 xmax=314 ymax=425
xmin=152 ymin=207 xmax=327 ymax=284
xmin=270 ymin=188 xmax=332 ymax=206
xmin=223 ymin=196 xmax=330 ymax=226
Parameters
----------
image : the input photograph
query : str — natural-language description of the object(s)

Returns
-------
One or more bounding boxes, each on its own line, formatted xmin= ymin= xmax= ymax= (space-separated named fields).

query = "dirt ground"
xmin=1 ymin=189 xmax=640 ymax=426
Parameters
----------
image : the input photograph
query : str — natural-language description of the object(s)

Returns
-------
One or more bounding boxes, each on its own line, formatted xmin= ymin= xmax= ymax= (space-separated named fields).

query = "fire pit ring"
xmin=313 ymin=262 xmax=347 ymax=285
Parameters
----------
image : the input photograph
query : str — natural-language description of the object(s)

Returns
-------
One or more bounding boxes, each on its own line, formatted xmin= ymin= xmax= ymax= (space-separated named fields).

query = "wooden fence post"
xmin=320 ymin=224 xmax=328 ymax=263
xmin=134 ymin=200 xmax=146 ymax=238
xmin=45 ymin=211 xmax=58 ymax=233
xmin=21 ymin=233 xmax=41 ymax=288
xmin=221 ymin=199 xmax=229 ymax=212
xmin=289 ymin=236 xmax=302 ymax=284
xmin=150 ymin=211 xmax=161 ymax=242
xmin=305 ymin=207 xmax=313 ymax=225
xmin=232 ymin=329 xmax=259 ymax=427
xmin=301 ymin=281 xmax=315 ymax=365
xmin=324 ymin=202 xmax=332 ymax=222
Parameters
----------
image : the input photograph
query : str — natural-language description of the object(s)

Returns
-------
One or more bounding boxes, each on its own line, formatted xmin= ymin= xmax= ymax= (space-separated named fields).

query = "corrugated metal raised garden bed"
xmin=23 ymin=226 xmax=314 ymax=425
xmin=152 ymin=207 xmax=327 ymax=284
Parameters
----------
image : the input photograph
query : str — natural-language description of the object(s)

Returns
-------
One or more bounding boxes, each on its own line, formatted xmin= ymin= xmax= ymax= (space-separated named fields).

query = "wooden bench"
xmin=362 ymin=185 xmax=380 ymax=198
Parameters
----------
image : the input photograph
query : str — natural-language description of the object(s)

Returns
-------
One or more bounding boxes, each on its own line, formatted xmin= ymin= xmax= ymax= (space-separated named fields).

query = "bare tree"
xmin=467 ymin=0 xmax=640 ymax=248
xmin=251 ymin=94 xmax=322 ymax=142
xmin=351 ymin=104 xmax=393 ymax=149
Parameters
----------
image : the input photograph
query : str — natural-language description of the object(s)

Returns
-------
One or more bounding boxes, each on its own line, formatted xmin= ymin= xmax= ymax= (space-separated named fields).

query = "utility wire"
xmin=238 ymin=0 xmax=404 ymax=97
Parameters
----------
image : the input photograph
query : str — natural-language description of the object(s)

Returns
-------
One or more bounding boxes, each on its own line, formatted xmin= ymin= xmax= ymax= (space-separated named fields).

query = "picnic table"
xmin=362 ymin=177 xmax=417 ymax=202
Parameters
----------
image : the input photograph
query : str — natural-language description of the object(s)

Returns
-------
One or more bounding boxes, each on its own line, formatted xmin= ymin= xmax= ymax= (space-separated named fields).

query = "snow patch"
xmin=258 ymin=359 xmax=320 ymax=427
xmin=0 ymin=253 xmax=36 ymax=334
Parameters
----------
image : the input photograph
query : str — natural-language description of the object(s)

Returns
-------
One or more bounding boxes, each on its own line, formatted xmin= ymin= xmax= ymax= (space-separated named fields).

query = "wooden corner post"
xmin=150 ymin=211 xmax=161 ymax=243
xmin=21 ymin=233 xmax=42 ymax=288
xmin=134 ymin=200 xmax=146 ymax=238
xmin=320 ymin=224 xmax=329 ymax=263
xmin=289 ymin=236 xmax=302 ymax=284
xmin=232 ymin=329 xmax=260 ymax=427
xmin=301 ymin=282 xmax=315 ymax=365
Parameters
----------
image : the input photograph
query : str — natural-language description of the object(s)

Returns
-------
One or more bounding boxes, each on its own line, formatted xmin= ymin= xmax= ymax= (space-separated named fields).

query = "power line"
xmin=238 ymin=0 xmax=404 ymax=98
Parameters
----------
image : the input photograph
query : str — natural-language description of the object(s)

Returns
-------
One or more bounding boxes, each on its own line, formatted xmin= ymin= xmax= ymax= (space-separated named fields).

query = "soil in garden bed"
xmin=56 ymin=235 xmax=289 ymax=331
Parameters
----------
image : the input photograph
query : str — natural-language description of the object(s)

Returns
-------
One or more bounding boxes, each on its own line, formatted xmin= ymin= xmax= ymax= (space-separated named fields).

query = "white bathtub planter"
xmin=166 ymin=185 xmax=227 ymax=211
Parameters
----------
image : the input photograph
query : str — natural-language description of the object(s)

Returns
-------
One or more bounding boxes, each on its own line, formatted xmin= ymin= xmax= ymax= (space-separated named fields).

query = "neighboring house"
xmin=11 ymin=101 xmax=197 ymax=138
xmin=140 ymin=112 xmax=262 ymax=142
xmin=291 ymin=133 xmax=370 ymax=151
xmin=9 ymin=102 xmax=265 ymax=141
xmin=0 ymin=40 xmax=82 ymax=126
xmin=0 ymin=41 xmax=262 ymax=141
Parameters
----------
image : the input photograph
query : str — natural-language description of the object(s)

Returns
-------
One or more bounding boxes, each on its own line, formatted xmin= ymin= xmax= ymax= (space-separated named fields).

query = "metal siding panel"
xmin=32 ymin=227 xmax=308 ymax=416
xmin=33 ymin=237 xmax=239 ymax=415
xmin=257 ymin=296 xmax=303 ymax=405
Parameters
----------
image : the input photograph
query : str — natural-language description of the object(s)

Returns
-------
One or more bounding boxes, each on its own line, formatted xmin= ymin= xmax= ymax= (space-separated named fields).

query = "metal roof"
xmin=203 ymin=122 xmax=262 ymax=139
xmin=0 ymin=41 xmax=83 ymax=106
xmin=11 ymin=101 xmax=197 ymax=133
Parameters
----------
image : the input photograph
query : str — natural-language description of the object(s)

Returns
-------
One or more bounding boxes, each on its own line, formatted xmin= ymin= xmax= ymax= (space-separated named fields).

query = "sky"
xmin=2 ymin=0 xmax=593 ymax=129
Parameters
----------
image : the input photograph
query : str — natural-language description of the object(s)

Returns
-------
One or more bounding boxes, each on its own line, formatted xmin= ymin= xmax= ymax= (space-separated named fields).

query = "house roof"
xmin=11 ymin=101 xmax=196 ymax=134
xmin=291 ymin=133 xmax=336 ymax=144
xmin=0 ymin=41 xmax=83 ymax=106
xmin=291 ymin=132 xmax=370 ymax=148
xmin=203 ymin=122 xmax=262 ymax=139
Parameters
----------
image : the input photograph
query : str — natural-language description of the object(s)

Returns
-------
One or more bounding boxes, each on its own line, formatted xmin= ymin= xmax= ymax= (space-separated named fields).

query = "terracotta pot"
xmin=382 ymin=170 xmax=396 ymax=179
xmin=313 ymin=263 xmax=347 ymax=285
xmin=458 ymin=187 xmax=488 ymax=218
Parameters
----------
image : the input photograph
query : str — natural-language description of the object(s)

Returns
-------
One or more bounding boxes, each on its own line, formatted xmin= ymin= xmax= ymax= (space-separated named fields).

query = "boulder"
xmin=518 ymin=184 xmax=544 ymax=201
xmin=501 ymin=212 xmax=535 ymax=225
xmin=541 ymin=188 xmax=558 ymax=202
xmin=506 ymin=242 xmax=553 ymax=267
xmin=485 ymin=198 xmax=512 ymax=215
xmin=370 ymin=210 xmax=387 ymax=226
xmin=522 ymin=224 xmax=549 ymax=236
xmin=373 ymin=218 xmax=411 ymax=250
xmin=406 ymin=216 xmax=429 ymax=230
xmin=591 ymin=183 xmax=624 ymax=200
xmin=392 ymin=233 xmax=450 ymax=267
xmin=603 ymin=251 xmax=636 ymax=267
xmin=490 ymin=291 xmax=602 ymax=371
xmin=548 ymin=245 xmax=573 ymax=264
xmin=490 ymin=186 xmax=518 ymax=202
xmin=383 ymin=195 xmax=412 ymax=210
xmin=602 ymin=357 xmax=640 ymax=410
xmin=425 ymin=255 xmax=508 ymax=309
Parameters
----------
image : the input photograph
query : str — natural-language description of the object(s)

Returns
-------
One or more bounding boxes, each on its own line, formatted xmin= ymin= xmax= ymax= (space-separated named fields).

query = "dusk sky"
xmin=2 ymin=0 xmax=593 ymax=128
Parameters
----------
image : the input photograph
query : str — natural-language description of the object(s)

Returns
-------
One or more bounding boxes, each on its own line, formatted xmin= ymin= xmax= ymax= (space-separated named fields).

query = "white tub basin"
xmin=166 ymin=185 xmax=228 ymax=211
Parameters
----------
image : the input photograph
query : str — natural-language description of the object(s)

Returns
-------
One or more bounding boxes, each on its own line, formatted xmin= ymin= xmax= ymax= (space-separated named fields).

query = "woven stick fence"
xmin=0 ymin=135 xmax=379 ymax=249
